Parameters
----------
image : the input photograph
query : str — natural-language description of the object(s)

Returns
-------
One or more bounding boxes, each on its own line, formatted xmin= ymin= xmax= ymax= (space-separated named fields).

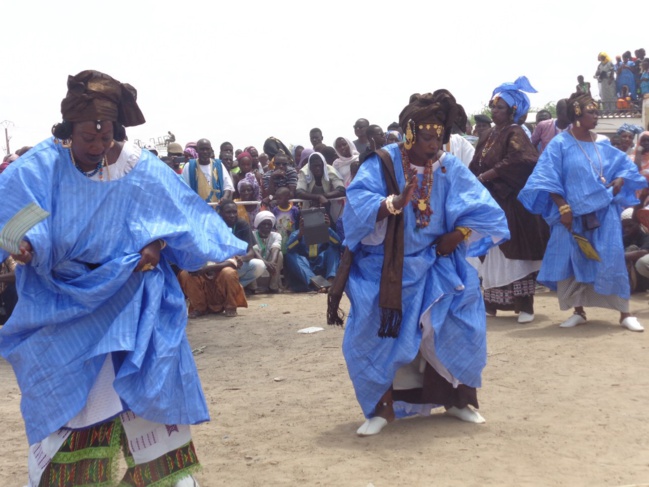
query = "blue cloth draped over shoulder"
xmin=518 ymin=132 xmax=647 ymax=299
xmin=341 ymin=144 xmax=510 ymax=419
xmin=0 ymin=138 xmax=248 ymax=445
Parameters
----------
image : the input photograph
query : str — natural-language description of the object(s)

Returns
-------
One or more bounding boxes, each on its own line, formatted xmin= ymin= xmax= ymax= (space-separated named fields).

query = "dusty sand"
xmin=1 ymin=290 xmax=649 ymax=487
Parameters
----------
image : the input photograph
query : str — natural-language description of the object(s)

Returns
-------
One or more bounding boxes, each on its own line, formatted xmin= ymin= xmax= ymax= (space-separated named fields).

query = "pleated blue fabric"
xmin=0 ymin=138 xmax=248 ymax=444
xmin=518 ymin=132 xmax=647 ymax=299
xmin=342 ymin=144 xmax=510 ymax=419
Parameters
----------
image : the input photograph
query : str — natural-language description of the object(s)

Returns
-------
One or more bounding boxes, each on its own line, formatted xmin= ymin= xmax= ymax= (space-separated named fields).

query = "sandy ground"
xmin=2 ymin=289 xmax=649 ymax=487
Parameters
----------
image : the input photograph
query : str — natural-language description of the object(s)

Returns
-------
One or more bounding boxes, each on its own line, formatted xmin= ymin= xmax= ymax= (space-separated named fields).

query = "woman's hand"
xmin=135 ymin=240 xmax=162 ymax=272
xmin=433 ymin=230 xmax=464 ymax=257
xmin=560 ymin=211 xmax=573 ymax=231
xmin=393 ymin=174 xmax=418 ymax=210
xmin=11 ymin=240 xmax=33 ymax=264
xmin=607 ymin=177 xmax=624 ymax=196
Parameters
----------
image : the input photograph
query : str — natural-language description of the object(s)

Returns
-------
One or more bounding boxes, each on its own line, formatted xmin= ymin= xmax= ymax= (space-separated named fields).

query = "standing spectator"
xmin=595 ymin=52 xmax=616 ymax=111
xmin=332 ymin=136 xmax=360 ymax=187
xmin=576 ymin=75 xmax=592 ymax=96
xmin=531 ymin=99 xmax=570 ymax=154
xmin=310 ymin=128 xmax=324 ymax=148
xmin=262 ymin=153 xmax=298 ymax=199
xmin=352 ymin=118 xmax=370 ymax=153
xmin=616 ymin=51 xmax=637 ymax=102
xmin=182 ymin=138 xmax=234 ymax=203
xmin=295 ymin=152 xmax=346 ymax=215
xmin=639 ymin=59 xmax=649 ymax=98
xmin=473 ymin=114 xmax=492 ymax=143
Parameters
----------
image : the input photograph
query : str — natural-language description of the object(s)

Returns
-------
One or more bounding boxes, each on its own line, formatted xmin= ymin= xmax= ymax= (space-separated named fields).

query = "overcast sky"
xmin=1 ymin=1 xmax=645 ymax=154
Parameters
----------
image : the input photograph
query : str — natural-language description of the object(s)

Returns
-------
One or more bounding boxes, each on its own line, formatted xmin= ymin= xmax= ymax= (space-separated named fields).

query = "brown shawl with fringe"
xmin=327 ymin=148 xmax=404 ymax=338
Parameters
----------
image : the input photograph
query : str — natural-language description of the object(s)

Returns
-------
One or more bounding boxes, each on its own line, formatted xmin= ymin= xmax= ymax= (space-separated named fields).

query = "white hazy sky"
xmin=1 ymin=1 xmax=645 ymax=154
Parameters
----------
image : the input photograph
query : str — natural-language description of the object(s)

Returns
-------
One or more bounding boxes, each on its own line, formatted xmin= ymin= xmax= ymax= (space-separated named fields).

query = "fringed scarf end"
xmin=327 ymin=291 xmax=346 ymax=327
xmin=378 ymin=308 xmax=402 ymax=338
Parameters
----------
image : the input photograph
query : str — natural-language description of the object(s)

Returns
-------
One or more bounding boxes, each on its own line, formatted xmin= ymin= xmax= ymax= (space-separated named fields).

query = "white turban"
xmin=254 ymin=210 xmax=276 ymax=229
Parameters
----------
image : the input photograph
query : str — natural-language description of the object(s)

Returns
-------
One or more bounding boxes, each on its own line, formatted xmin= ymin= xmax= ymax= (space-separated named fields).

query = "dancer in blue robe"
xmin=519 ymin=91 xmax=647 ymax=332
xmin=337 ymin=90 xmax=509 ymax=436
xmin=0 ymin=70 xmax=245 ymax=487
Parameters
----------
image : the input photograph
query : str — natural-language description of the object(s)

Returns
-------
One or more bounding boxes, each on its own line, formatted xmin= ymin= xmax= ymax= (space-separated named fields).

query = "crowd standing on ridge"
xmin=1 ymin=55 xmax=649 ymax=484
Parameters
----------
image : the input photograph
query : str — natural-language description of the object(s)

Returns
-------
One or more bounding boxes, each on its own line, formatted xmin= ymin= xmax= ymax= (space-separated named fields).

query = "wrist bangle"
xmin=558 ymin=204 xmax=571 ymax=215
xmin=385 ymin=195 xmax=402 ymax=215
xmin=455 ymin=226 xmax=472 ymax=241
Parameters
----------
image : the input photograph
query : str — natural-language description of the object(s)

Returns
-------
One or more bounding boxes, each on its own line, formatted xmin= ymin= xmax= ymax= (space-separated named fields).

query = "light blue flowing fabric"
xmin=342 ymin=145 xmax=510 ymax=419
xmin=0 ymin=138 xmax=248 ymax=444
xmin=518 ymin=132 xmax=647 ymax=298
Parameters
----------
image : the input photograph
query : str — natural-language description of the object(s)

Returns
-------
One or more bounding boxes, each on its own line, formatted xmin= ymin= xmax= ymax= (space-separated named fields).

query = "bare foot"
xmin=188 ymin=310 xmax=208 ymax=319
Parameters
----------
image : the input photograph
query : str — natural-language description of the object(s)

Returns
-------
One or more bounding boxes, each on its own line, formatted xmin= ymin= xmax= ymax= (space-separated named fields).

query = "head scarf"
xmin=398 ymin=89 xmax=467 ymax=144
xmin=490 ymin=76 xmax=537 ymax=124
xmin=0 ymin=154 xmax=18 ymax=174
xmin=617 ymin=123 xmax=644 ymax=136
xmin=566 ymin=92 xmax=597 ymax=123
xmin=332 ymin=137 xmax=359 ymax=187
xmin=302 ymin=152 xmax=330 ymax=185
xmin=263 ymin=137 xmax=293 ymax=164
xmin=184 ymin=147 xmax=198 ymax=160
xmin=599 ymin=52 xmax=612 ymax=63
xmin=237 ymin=172 xmax=260 ymax=201
xmin=386 ymin=130 xmax=403 ymax=142
xmin=236 ymin=151 xmax=252 ymax=162
xmin=244 ymin=146 xmax=257 ymax=155
xmin=254 ymin=210 xmax=276 ymax=229
xmin=298 ymin=148 xmax=315 ymax=169
xmin=60 ymin=70 xmax=145 ymax=126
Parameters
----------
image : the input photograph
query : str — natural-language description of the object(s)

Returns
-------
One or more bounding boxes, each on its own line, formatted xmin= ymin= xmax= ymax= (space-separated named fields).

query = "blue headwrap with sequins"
xmin=491 ymin=76 xmax=537 ymax=123
xmin=617 ymin=123 xmax=644 ymax=136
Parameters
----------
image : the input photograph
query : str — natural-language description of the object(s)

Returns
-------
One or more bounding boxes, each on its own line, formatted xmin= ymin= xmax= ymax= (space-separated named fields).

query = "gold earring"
xmin=404 ymin=121 xmax=415 ymax=150
xmin=576 ymin=120 xmax=581 ymax=127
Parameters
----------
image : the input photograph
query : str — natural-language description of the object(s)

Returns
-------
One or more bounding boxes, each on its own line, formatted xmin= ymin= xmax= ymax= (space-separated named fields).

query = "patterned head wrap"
xmin=60 ymin=70 xmax=145 ymax=126
xmin=566 ymin=92 xmax=597 ymax=123
xmin=237 ymin=172 xmax=260 ymax=201
xmin=617 ymin=123 xmax=644 ymax=136
xmin=184 ymin=147 xmax=198 ymax=160
xmin=490 ymin=76 xmax=537 ymax=124
xmin=398 ymin=89 xmax=466 ymax=144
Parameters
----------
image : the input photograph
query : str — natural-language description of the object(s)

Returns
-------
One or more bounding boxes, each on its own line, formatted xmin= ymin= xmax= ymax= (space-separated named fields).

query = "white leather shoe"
xmin=559 ymin=313 xmax=587 ymax=328
xmin=175 ymin=475 xmax=200 ymax=487
xmin=517 ymin=312 xmax=534 ymax=324
xmin=356 ymin=417 xmax=388 ymax=436
xmin=445 ymin=406 xmax=486 ymax=424
xmin=621 ymin=317 xmax=644 ymax=332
